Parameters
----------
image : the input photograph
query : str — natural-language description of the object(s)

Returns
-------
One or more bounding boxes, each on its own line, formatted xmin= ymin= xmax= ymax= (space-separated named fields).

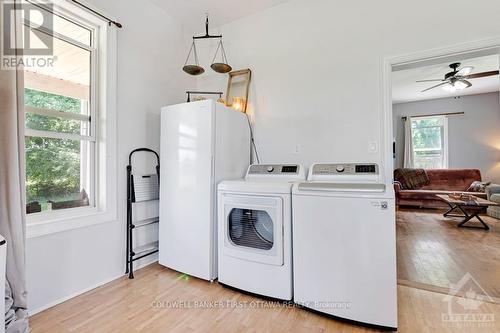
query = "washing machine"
xmin=218 ymin=164 xmax=305 ymax=300
xmin=292 ymin=163 xmax=397 ymax=329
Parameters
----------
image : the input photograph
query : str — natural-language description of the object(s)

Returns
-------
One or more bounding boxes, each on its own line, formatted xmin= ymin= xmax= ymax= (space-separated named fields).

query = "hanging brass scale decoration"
xmin=183 ymin=15 xmax=232 ymax=76
xmin=183 ymin=41 xmax=204 ymax=75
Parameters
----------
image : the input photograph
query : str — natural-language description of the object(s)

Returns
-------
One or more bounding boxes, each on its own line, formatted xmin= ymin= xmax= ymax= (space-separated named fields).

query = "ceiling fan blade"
xmin=416 ymin=79 xmax=445 ymax=82
xmin=456 ymin=79 xmax=472 ymax=90
xmin=455 ymin=66 xmax=474 ymax=77
xmin=465 ymin=70 xmax=499 ymax=79
xmin=421 ymin=82 xmax=448 ymax=92
xmin=461 ymin=79 xmax=472 ymax=87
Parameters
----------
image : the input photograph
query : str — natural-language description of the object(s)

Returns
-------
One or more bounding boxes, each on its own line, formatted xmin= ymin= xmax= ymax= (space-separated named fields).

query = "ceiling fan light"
xmin=442 ymin=83 xmax=456 ymax=92
xmin=456 ymin=66 xmax=474 ymax=76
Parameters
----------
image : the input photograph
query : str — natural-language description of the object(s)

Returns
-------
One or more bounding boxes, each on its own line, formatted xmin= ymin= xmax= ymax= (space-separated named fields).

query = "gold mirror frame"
xmin=226 ymin=69 xmax=251 ymax=113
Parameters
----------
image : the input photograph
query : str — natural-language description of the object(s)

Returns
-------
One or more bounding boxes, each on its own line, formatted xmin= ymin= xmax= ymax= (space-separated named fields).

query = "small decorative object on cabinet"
xmin=125 ymin=148 xmax=160 ymax=279
xmin=226 ymin=69 xmax=251 ymax=113
xmin=186 ymin=91 xmax=223 ymax=102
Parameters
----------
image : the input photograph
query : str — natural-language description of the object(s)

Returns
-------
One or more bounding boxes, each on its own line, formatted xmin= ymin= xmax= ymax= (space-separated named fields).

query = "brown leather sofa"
xmin=394 ymin=169 xmax=487 ymax=208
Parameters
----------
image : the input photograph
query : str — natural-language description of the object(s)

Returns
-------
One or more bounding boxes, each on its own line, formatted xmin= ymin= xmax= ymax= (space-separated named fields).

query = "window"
xmin=24 ymin=3 xmax=95 ymax=214
xmin=20 ymin=1 xmax=117 ymax=237
xmin=411 ymin=115 xmax=448 ymax=169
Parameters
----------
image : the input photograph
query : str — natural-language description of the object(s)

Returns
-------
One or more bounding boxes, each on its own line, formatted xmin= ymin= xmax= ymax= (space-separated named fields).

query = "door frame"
xmin=380 ymin=37 xmax=500 ymax=296
xmin=379 ymin=36 xmax=500 ymax=185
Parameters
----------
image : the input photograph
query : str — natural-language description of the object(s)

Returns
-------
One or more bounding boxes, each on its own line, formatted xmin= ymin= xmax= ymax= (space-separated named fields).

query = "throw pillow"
xmin=467 ymin=181 xmax=491 ymax=192
xmin=394 ymin=168 xmax=430 ymax=190
xmin=490 ymin=194 xmax=500 ymax=204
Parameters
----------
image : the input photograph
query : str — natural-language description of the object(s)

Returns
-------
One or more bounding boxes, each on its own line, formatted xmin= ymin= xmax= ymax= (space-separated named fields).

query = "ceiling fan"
xmin=417 ymin=62 xmax=499 ymax=93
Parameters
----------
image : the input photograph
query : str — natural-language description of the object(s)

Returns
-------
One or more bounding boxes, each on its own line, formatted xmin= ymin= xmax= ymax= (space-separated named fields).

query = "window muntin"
xmin=411 ymin=116 xmax=448 ymax=169
xmin=25 ymin=89 xmax=90 ymax=136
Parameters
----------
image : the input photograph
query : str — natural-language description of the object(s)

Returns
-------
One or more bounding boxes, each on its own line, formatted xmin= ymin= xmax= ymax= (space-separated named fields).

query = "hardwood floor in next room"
xmin=30 ymin=263 xmax=500 ymax=333
xmin=397 ymin=208 xmax=500 ymax=300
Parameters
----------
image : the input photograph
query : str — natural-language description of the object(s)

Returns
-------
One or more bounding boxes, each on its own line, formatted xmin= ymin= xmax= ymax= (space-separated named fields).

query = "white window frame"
xmin=411 ymin=115 xmax=449 ymax=169
xmin=24 ymin=17 xmax=96 ymax=208
xmin=25 ymin=0 xmax=117 ymax=238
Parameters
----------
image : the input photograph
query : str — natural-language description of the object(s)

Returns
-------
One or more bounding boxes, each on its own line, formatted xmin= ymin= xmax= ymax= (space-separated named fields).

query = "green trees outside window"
xmin=25 ymin=88 xmax=85 ymax=211
xmin=411 ymin=116 xmax=447 ymax=169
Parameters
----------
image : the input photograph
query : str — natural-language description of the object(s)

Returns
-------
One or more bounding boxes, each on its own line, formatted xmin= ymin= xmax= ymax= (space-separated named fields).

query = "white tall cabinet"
xmin=159 ymin=100 xmax=250 ymax=281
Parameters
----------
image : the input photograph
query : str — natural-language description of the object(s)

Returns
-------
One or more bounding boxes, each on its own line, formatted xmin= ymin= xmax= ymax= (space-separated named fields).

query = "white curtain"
xmin=403 ymin=117 xmax=414 ymax=168
xmin=0 ymin=0 xmax=29 ymax=331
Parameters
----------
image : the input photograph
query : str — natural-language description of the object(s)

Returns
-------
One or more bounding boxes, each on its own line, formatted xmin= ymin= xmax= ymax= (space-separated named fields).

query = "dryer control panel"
xmin=308 ymin=163 xmax=380 ymax=182
xmin=246 ymin=164 xmax=306 ymax=180
xmin=312 ymin=163 xmax=378 ymax=175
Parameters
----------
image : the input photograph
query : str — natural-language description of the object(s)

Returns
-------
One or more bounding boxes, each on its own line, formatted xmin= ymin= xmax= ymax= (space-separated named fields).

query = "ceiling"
xmin=150 ymin=0 xmax=290 ymax=31
xmin=392 ymin=55 xmax=499 ymax=104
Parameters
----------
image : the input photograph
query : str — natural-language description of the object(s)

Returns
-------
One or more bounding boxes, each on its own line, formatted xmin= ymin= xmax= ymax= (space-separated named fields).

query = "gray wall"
xmin=393 ymin=92 xmax=500 ymax=184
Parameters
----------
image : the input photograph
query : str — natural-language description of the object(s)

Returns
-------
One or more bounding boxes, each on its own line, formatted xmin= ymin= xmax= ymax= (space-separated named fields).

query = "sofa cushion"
xmin=398 ymin=189 xmax=487 ymax=201
xmin=490 ymin=194 xmax=500 ymax=204
xmin=419 ymin=169 xmax=482 ymax=191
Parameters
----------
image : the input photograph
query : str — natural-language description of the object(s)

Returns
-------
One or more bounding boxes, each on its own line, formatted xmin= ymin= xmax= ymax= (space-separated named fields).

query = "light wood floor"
xmin=30 ymin=263 xmax=500 ymax=333
xmin=397 ymin=208 xmax=500 ymax=300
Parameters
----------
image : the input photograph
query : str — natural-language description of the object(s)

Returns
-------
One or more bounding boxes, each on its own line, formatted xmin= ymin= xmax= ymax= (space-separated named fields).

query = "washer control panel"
xmin=312 ymin=163 xmax=378 ymax=175
xmin=248 ymin=164 xmax=300 ymax=175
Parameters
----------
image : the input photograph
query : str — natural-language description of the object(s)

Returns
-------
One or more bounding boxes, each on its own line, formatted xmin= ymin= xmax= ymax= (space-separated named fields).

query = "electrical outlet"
xmin=368 ymin=141 xmax=378 ymax=153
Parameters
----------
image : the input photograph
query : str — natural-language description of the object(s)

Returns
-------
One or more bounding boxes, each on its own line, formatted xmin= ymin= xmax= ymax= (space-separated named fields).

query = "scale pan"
xmin=211 ymin=63 xmax=232 ymax=73
xmin=183 ymin=65 xmax=205 ymax=75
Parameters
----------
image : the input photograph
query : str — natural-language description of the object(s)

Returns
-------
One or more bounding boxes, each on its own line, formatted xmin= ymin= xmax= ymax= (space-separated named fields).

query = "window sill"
xmin=26 ymin=207 xmax=117 ymax=239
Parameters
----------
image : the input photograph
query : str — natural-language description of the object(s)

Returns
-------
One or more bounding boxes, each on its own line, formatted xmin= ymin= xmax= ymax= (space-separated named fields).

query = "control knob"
xmin=267 ymin=166 xmax=274 ymax=173
xmin=336 ymin=165 xmax=345 ymax=173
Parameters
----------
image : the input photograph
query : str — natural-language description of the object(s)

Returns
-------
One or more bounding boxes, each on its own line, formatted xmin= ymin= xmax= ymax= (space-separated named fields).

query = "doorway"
xmin=383 ymin=41 xmax=500 ymax=302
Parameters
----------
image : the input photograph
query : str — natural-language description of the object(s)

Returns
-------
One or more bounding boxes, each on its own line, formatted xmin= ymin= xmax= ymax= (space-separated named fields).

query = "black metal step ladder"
xmin=125 ymin=148 xmax=160 ymax=279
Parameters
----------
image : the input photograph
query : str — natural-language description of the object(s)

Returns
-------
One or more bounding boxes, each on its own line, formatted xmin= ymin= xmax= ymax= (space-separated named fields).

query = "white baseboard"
xmin=29 ymin=259 xmax=158 ymax=316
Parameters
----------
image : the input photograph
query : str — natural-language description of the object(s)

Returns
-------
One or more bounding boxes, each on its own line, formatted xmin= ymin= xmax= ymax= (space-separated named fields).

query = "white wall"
xmin=26 ymin=0 xmax=500 ymax=313
xmin=194 ymin=0 xmax=500 ymax=178
xmin=393 ymin=92 xmax=500 ymax=183
xmin=26 ymin=0 xmax=194 ymax=313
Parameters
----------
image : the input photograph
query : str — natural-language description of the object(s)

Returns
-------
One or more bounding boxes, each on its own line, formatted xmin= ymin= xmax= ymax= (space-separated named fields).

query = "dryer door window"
xmin=221 ymin=194 xmax=284 ymax=266
xmin=229 ymin=209 xmax=273 ymax=250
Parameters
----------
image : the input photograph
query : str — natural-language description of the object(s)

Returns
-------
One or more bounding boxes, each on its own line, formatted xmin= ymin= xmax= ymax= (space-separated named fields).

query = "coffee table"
xmin=436 ymin=194 xmax=498 ymax=230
